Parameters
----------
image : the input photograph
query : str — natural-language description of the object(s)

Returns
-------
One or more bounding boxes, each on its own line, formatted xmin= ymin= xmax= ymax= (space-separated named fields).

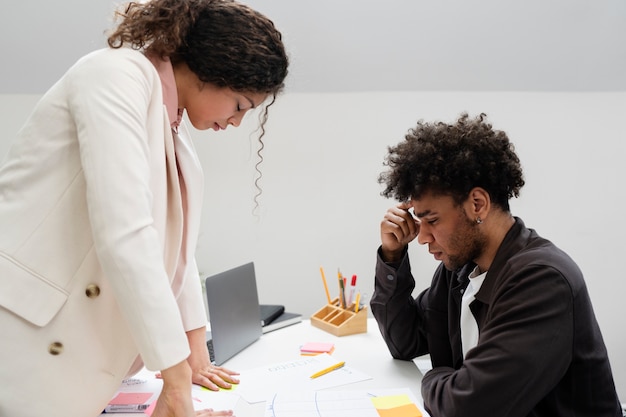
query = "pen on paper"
xmin=310 ymin=361 xmax=346 ymax=379
xmin=319 ymin=266 xmax=331 ymax=304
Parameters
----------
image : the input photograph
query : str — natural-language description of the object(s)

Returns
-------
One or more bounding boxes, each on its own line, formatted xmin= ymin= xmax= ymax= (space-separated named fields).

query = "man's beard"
xmin=444 ymin=215 xmax=486 ymax=271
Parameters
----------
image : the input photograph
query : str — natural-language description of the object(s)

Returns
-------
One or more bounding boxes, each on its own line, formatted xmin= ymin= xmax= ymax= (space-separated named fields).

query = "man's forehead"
xmin=411 ymin=193 xmax=457 ymax=217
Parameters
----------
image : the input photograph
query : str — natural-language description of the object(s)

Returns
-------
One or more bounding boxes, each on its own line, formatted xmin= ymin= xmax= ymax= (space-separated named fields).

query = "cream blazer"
xmin=0 ymin=48 xmax=207 ymax=417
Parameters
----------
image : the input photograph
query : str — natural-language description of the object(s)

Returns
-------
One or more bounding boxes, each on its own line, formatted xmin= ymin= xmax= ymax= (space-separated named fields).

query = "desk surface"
xmin=103 ymin=318 xmax=430 ymax=417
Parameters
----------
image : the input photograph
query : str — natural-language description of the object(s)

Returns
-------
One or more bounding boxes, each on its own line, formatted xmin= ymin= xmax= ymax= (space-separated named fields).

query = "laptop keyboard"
xmin=207 ymin=338 xmax=216 ymax=364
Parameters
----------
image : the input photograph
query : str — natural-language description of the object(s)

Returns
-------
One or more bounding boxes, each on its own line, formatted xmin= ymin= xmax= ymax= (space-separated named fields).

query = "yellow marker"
xmin=309 ymin=361 xmax=345 ymax=379
xmin=319 ymin=266 xmax=331 ymax=304
xmin=354 ymin=292 xmax=361 ymax=313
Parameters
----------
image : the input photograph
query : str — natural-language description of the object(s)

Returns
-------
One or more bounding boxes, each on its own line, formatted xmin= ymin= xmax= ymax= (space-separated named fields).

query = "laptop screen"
xmin=204 ymin=262 xmax=263 ymax=365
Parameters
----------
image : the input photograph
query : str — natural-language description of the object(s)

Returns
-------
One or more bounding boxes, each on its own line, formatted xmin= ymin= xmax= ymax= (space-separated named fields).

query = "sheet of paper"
xmin=263 ymin=388 xmax=423 ymax=417
xmin=412 ymin=357 xmax=433 ymax=376
xmin=190 ymin=385 xmax=239 ymax=413
xmin=236 ymin=353 xmax=372 ymax=404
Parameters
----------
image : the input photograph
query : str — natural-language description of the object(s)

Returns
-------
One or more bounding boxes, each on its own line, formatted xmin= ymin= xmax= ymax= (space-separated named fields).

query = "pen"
xmin=310 ymin=361 xmax=345 ymax=379
xmin=354 ymin=291 xmax=361 ymax=313
xmin=319 ymin=266 xmax=331 ymax=304
xmin=337 ymin=270 xmax=346 ymax=309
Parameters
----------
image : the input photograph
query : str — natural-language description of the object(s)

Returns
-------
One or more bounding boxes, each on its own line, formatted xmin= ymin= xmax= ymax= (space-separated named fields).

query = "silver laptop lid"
xmin=204 ymin=262 xmax=262 ymax=365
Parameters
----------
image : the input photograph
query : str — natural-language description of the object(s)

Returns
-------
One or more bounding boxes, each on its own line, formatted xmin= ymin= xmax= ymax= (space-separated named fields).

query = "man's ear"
xmin=467 ymin=187 xmax=490 ymax=219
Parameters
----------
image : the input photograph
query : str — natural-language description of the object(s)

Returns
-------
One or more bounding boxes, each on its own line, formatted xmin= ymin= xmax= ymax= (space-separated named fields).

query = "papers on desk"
xmin=264 ymin=388 xmax=423 ymax=417
xmin=104 ymin=376 xmax=160 ymax=413
xmin=236 ymin=353 xmax=372 ymax=404
xmin=102 ymin=369 xmax=239 ymax=415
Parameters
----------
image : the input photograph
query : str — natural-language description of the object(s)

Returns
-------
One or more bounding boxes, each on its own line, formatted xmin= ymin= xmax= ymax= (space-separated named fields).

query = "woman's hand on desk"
xmin=191 ymin=363 xmax=240 ymax=391
xmin=186 ymin=326 xmax=240 ymax=391
xmin=154 ymin=360 xmax=236 ymax=416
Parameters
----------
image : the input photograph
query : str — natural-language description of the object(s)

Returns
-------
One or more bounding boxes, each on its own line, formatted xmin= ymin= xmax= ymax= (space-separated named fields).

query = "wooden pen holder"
xmin=310 ymin=297 xmax=367 ymax=336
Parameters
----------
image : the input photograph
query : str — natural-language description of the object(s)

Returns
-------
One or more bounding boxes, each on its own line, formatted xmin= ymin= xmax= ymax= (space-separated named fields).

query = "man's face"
xmin=412 ymin=192 xmax=486 ymax=271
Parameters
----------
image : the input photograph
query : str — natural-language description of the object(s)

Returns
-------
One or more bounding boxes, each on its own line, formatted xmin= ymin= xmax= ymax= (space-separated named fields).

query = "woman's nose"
xmin=228 ymin=110 xmax=248 ymax=127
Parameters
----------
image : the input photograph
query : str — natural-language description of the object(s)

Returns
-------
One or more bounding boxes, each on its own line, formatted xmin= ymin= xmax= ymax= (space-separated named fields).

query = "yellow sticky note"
xmin=371 ymin=394 xmax=422 ymax=417
xmin=371 ymin=394 xmax=412 ymax=409
xmin=200 ymin=384 xmax=238 ymax=392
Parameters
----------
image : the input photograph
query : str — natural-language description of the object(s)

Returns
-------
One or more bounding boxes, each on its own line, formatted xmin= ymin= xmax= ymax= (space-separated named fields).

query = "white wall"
xmin=4 ymin=0 xmax=626 ymax=93
xmin=2 ymin=91 xmax=625 ymax=400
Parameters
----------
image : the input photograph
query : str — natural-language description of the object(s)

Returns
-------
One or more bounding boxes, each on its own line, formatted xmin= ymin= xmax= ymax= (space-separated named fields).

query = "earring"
xmin=476 ymin=217 xmax=482 ymax=224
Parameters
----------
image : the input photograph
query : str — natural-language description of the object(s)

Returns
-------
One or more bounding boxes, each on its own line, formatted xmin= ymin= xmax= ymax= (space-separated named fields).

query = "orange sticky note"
xmin=371 ymin=394 xmax=422 ymax=417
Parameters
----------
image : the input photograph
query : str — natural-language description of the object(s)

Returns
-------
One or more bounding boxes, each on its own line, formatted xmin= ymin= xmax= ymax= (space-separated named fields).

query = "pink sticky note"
xmin=300 ymin=342 xmax=334 ymax=353
xmin=109 ymin=392 xmax=153 ymax=405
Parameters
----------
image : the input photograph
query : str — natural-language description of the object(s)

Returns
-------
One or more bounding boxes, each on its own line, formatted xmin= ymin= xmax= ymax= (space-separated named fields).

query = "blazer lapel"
xmin=161 ymin=121 xmax=183 ymax=282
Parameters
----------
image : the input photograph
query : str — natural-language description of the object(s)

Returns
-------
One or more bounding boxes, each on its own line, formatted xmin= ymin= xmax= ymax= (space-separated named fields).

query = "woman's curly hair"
xmin=107 ymin=0 xmax=288 ymax=95
xmin=379 ymin=113 xmax=525 ymax=211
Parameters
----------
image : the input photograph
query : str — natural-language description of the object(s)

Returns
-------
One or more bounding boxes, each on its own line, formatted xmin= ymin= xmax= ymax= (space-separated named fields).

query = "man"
xmin=371 ymin=113 xmax=621 ymax=416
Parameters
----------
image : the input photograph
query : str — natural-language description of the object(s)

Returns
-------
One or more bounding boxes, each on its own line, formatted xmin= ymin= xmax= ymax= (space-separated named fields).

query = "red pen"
xmin=348 ymin=275 xmax=357 ymax=306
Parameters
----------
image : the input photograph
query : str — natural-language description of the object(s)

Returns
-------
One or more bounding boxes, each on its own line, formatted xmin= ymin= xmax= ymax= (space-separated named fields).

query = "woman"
xmin=0 ymin=0 xmax=288 ymax=416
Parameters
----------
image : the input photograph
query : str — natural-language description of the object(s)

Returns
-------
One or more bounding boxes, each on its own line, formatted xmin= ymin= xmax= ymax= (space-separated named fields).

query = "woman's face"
xmin=175 ymin=64 xmax=267 ymax=131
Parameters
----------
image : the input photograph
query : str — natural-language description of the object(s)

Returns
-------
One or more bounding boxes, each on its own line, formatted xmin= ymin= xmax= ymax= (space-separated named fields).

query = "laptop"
xmin=204 ymin=262 xmax=263 ymax=365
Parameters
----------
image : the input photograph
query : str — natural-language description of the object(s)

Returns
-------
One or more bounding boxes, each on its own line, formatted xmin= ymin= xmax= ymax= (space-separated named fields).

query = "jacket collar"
xmin=144 ymin=52 xmax=182 ymax=132
xmin=471 ymin=217 xmax=528 ymax=304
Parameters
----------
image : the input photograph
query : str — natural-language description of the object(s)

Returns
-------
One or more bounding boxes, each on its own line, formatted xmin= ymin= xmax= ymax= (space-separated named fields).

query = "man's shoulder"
xmin=502 ymin=231 xmax=585 ymax=292
xmin=503 ymin=219 xmax=580 ymax=274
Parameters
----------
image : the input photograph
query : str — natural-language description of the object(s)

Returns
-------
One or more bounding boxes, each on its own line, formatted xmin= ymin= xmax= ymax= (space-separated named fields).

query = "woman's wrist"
xmin=160 ymin=360 xmax=192 ymax=388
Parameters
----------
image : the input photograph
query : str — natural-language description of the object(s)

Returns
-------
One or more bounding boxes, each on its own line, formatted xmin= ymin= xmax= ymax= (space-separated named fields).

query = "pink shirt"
xmin=145 ymin=53 xmax=183 ymax=132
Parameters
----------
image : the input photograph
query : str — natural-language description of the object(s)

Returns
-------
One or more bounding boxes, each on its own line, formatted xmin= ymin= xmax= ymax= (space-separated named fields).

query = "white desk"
xmin=227 ymin=318 xmax=427 ymax=416
xmin=104 ymin=318 xmax=430 ymax=416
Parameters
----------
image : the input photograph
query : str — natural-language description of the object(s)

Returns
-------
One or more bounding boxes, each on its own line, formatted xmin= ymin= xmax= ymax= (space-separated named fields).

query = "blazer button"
xmin=48 ymin=342 xmax=64 ymax=355
xmin=85 ymin=284 xmax=101 ymax=298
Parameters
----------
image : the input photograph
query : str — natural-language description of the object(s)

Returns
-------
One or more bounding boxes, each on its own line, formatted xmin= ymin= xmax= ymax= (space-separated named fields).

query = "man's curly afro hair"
xmin=379 ymin=113 xmax=525 ymax=211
